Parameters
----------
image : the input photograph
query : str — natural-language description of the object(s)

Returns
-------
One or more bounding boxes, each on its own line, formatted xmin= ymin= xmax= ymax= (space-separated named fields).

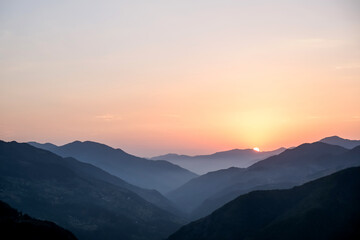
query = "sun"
xmin=253 ymin=147 xmax=260 ymax=152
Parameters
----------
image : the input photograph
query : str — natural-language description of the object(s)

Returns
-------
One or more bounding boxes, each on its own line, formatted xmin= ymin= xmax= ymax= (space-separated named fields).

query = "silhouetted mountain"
xmin=168 ymin=167 xmax=360 ymax=240
xmin=29 ymin=143 xmax=180 ymax=215
xmin=29 ymin=141 xmax=197 ymax=194
xmin=320 ymin=136 xmax=360 ymax=149
xmin=0 ymin=141 xmax=183 ymax=240
xmin=0 ymin=200 xmax=77 ymax=240
xmin=151 ymin=148 xmax=285 ymax=174
xmin=168 ymin=142 xmax=360 ymax=218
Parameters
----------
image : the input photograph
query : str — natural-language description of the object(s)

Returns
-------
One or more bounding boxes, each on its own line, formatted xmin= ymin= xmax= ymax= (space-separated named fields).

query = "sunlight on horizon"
xmin=253 ymin=147 xmax=260 ymax=152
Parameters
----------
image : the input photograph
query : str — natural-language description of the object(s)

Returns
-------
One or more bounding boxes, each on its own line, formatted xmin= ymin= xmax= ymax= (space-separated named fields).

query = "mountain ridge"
xmin=0 ymin=200 xmax=77 ymax=240
xmin=319 ymin=135 xmax=360 ymax=149
xmin=28 ymin=140 xmax=198 ymax=194
xmin=26 ymin=141 xmax=181 ymax=215
xmin=167 ymin=166 xmax=360 ymax=240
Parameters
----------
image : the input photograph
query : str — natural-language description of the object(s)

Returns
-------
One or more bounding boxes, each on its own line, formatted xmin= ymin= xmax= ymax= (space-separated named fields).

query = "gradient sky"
xmin=1 ymin=0 xmax=359 ymax=157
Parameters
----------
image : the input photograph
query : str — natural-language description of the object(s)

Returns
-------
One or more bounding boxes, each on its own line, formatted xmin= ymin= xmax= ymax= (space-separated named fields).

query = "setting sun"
xmin=253 ymin=147 xmax=260 ymax=152
xmin=0 ymin=1 xmax=359 ymax=158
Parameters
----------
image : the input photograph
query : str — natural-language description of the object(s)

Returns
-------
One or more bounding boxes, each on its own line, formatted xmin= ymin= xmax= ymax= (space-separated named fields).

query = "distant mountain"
xmin=0 ymin=141 xmax=184 ymax=240
xmin=168 ymin=167 xmax=360 ymax=240
xmin=167 ymin=142 xmax=360 ymax=218
xmin=320 ymin=136 xmax=360 ymax=149
xmin=0 ymin=200 xmax=77 ymax=240
xmin=29 ymin=141 xmax=197 ymax=194
xmin=28 ymin=143 xmax=181 ymax=216
xmin=151 ymin=148 xmax=286 ymax=174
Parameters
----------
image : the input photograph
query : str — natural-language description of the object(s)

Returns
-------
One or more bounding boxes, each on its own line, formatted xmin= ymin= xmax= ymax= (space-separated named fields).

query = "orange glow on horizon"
xmin=0 ymin=1 xmax=359 ymax=157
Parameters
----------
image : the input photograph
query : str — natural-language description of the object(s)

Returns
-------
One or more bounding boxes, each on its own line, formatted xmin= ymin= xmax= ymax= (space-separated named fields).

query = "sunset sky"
xmin=1 ymin=0 xmax=359 ymax=157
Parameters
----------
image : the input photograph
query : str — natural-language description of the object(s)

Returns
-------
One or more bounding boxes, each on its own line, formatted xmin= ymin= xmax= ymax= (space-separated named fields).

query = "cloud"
xmin=335 ymin=64 xmax=360 ymax=70
xmin=290 ymin=38 xmax=343 ymax=49
xmin=306 ymin=115 xmax=323 ymax=120
xmin=162 ymin=113 xmax=181 ymax=118
xmin=350 ymin=116 xmax=360 ymax=122
xmin=95 ymin=114 xmax=122 ymax=121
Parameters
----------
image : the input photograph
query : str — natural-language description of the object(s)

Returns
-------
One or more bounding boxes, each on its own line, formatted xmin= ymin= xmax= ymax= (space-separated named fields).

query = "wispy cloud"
xmin=335 ymin=64 xmax=360 ymax=70
xmin=95 ymin=114 xmax=122 ymax=121
xmin=348 ymin=116 xmax=360 ymax=122
xmin=162 ymin=113 xmax=181 ymax=118
xmin=290 ymin=38 xmax=343 ymax=49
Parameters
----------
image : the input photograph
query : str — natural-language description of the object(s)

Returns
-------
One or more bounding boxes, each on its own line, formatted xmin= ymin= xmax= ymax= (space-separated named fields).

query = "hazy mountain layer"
xmin=29 ymin=141 xmax=197 ymax=194
xmin=27 ymin=143 xmax=181 ymax=215
xmin=168 ymin=167 xmax=360 ymax=240
xmin=168 ymin=142 xmax=360 ymax=218
xmin=151 ymin=148 xmax=285 ymax=174
xmin=0 ymin=141 xmax=183 ymax=240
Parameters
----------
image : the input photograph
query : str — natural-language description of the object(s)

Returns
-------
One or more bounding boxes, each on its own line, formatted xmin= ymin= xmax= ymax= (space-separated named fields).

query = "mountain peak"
xmin=65 ymin=140 xmax=109 ymax=147
xmin=319 ymin=136 xmax=360 ymax=149
xmin=321 ymin=135 xmax=343 ymax=140
xmin=62 ymin=140 xmax=127 ymax=153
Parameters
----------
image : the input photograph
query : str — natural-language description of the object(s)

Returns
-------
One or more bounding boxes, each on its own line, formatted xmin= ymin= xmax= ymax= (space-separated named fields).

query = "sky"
xmin=0 ymin=0 xmax=359 ymax=157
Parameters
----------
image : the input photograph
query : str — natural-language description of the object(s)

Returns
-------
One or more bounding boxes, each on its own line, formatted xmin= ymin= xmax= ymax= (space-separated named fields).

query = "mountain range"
xmin=28 ymin=141 xmax=197 ymax=194
xmin=168 ymin=166 xmax=360 ymax=240
xmin=151 ymin=147 xmax=285 ymax=174
xmin=167 ymin=141 xmax=360 ymax=218
xmin=2 ymin=136 xmax=359 ymax=239
xmin=152 ymin=136 xmax=360 ymax=175
xmin=0 ymin=141 xmax=184 ymax=240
